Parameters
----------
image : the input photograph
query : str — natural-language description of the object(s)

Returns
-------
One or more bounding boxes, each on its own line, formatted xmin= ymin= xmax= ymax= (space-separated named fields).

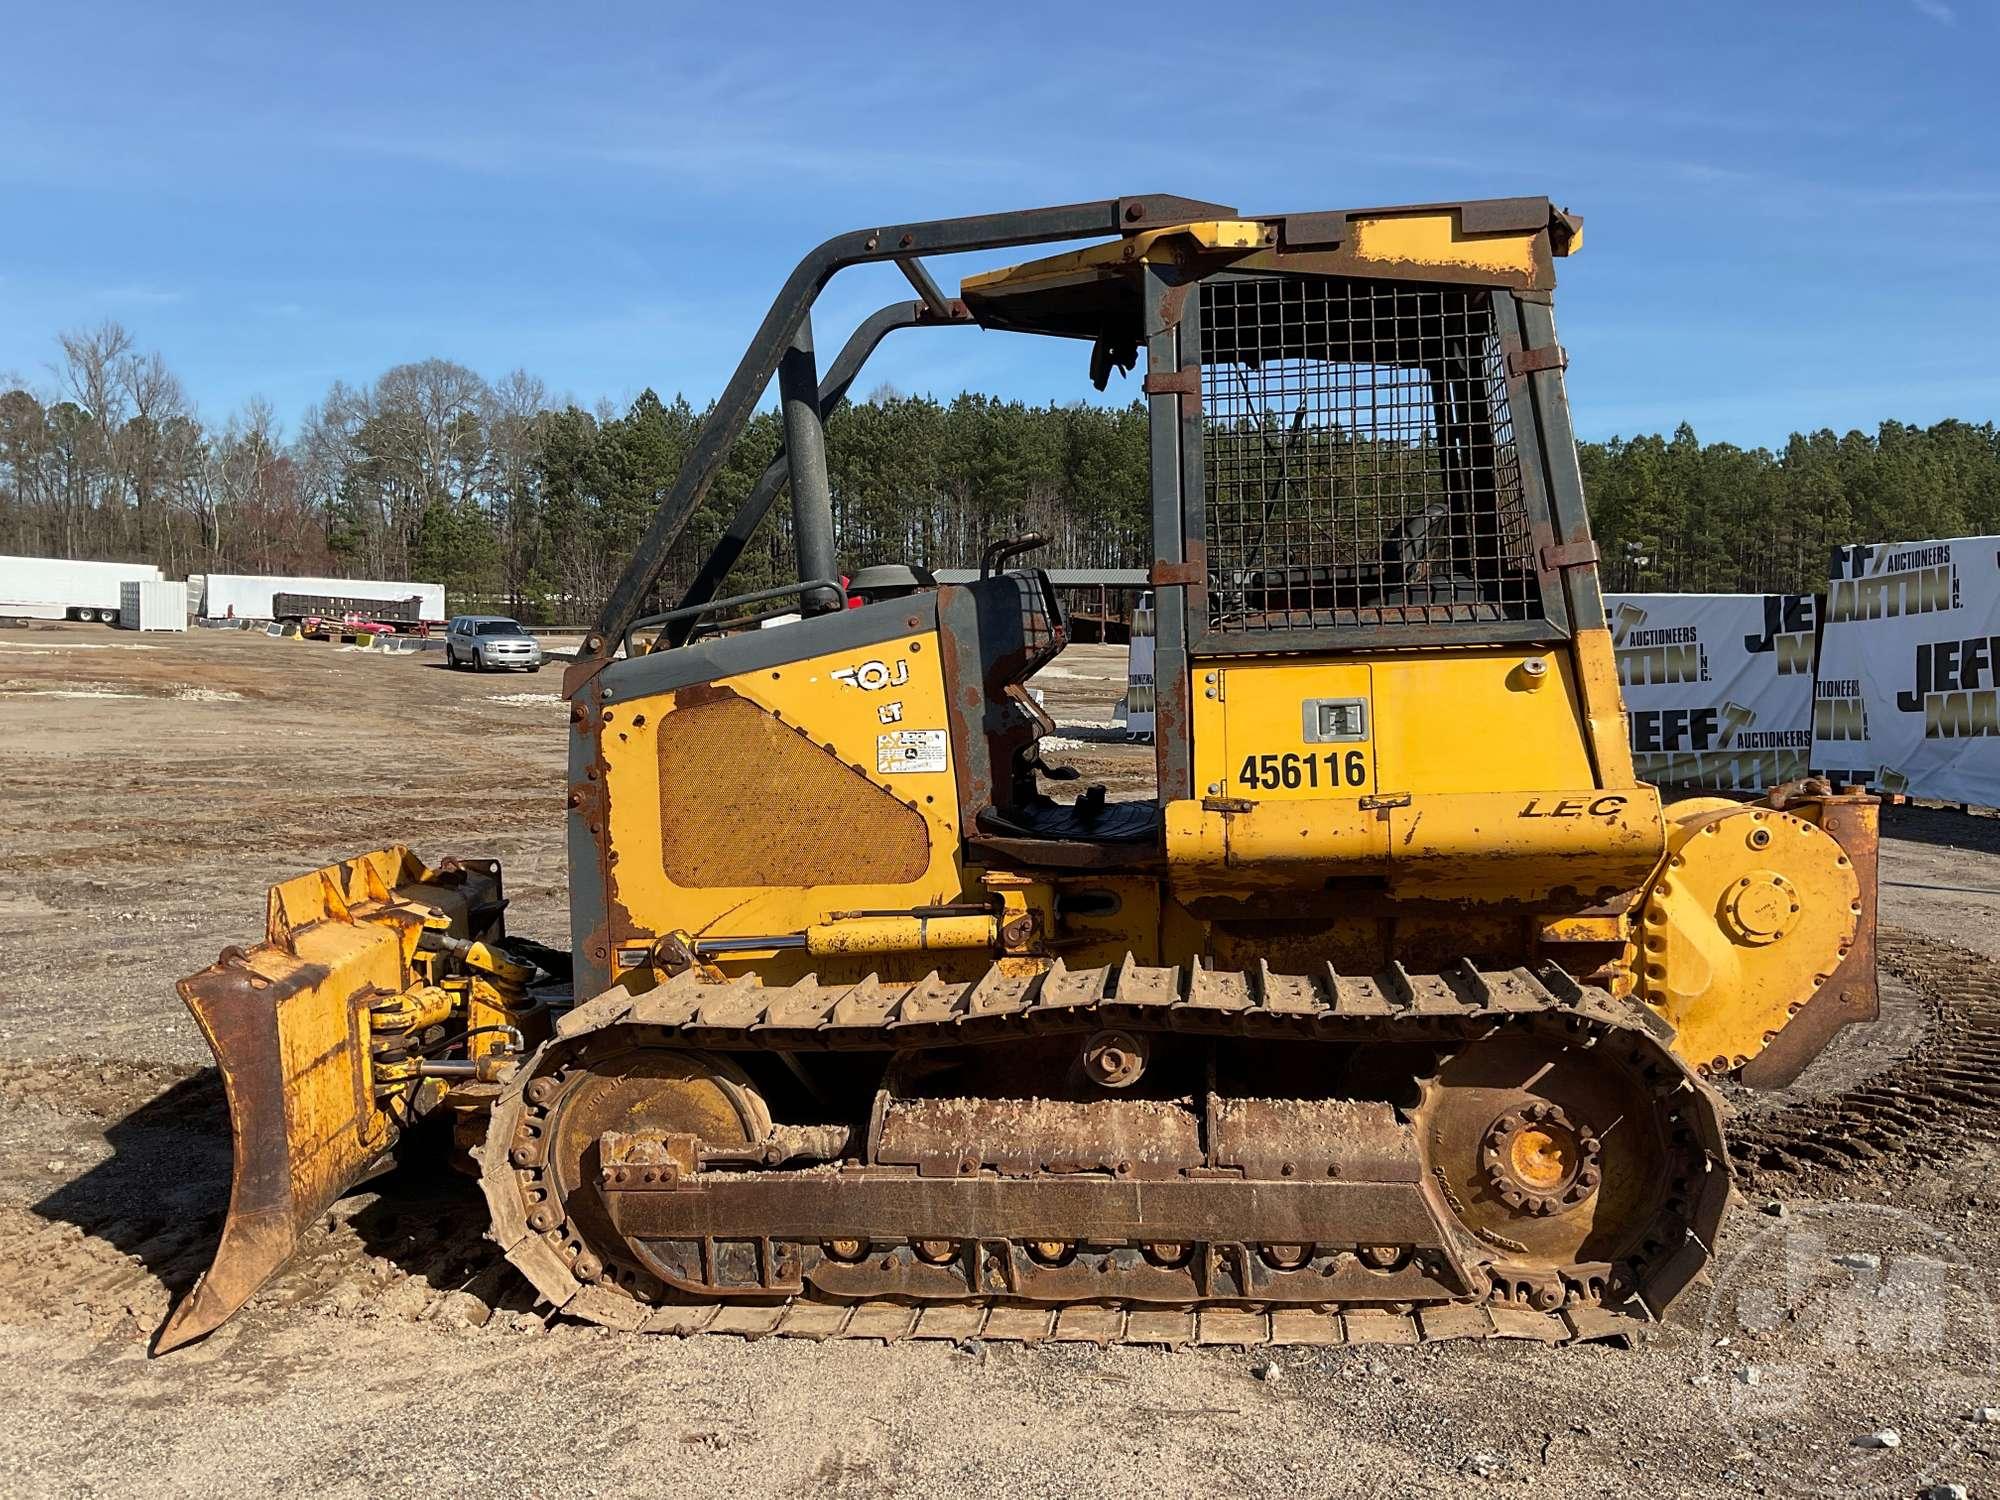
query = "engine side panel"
xmin=575 ymin=604 xmax=972 ymax=996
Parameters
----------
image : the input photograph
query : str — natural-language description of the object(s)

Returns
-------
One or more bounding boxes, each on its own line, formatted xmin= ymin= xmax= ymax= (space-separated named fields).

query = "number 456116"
xmin=1238 ymin=750 xmax=1367 ymax=791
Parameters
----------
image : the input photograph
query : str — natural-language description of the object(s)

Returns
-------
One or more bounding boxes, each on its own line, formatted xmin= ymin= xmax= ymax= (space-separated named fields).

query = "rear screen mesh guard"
xmin=1199 ymin=274 xmax=1540 ymax=633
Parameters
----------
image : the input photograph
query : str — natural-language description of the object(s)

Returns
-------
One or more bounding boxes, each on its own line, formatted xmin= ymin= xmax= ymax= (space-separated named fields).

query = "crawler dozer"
xmin=160 ymin=194 xmax=1880 ymax=1353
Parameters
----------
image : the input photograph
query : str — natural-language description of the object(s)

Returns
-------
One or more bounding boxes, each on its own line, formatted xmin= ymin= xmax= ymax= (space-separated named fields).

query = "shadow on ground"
xmin=1881 ymin=801 xmax=2000 ymax=856
xmin=28 ymin=1069 xmax=524 ymax=1349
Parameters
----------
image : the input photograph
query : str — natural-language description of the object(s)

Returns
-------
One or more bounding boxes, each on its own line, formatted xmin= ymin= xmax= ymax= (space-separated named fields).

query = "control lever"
xmin=1021 ymin=742 xmax=1080 ymax=781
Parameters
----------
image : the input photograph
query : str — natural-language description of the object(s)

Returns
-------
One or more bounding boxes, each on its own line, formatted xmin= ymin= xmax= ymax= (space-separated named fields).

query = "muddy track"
xmin=0 ymin=1203 xmax=217 ymax=1334
xmin=484 ymin=956 xmax=1725 ymax=1348
xmin=0 ymin=1056 xmax=214 ymax=1118
xmin=1729 ymin=927 xmax=2000 ymax=1190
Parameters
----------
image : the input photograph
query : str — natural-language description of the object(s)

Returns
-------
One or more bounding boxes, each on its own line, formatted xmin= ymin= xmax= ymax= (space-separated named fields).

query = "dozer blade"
xmin=156 ymin=848 xmax=505 ymax=1353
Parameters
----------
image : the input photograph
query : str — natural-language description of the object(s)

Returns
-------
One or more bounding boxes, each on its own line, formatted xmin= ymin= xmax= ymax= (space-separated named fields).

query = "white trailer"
xmin=0 ymin=555 xmax=165 ymax=623
xmin=117 ymin=579 xmax=190 ymax=632
xmin=197 ymin=574 xmax=447 ymax=624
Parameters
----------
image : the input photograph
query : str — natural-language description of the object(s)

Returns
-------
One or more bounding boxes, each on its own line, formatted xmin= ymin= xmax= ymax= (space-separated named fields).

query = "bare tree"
xmin=0 ymin=388 xmax=51 ymax=553
xmin=119 ymin=349 xmax=192 ymax=563
xmin=204 ymin=399 xmax=288 ymax=568
xmin=157 ymin=413 xmax=213 ymax=563
xmin=295 ymin=381 xmax=377 ymax=570
xmin=487 ymin=369 xmax=549 ymax=609
xmin=54 ymin=322 xmax=136 ymax=428
xmin=50 ymin=322 xmax=137 ymax=558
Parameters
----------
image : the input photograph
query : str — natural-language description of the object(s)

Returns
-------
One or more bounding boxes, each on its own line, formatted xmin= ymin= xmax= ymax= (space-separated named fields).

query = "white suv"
xmin=445 ymin=615 xmax=545 ymax=672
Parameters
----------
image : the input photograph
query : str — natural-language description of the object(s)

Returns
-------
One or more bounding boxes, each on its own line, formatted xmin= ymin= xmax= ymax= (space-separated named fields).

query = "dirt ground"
xmin=1 ymin=623 xmax=1996 ymax=1500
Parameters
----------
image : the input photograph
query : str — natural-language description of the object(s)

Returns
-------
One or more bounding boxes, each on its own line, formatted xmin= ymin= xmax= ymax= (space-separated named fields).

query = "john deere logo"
xmin=1826 ymin=542 xmax=1959 ymax=624
xmin=1611 ymin=603 xmax=1709 ymax=687
xmin=1895 ymin=635 xmax=2000 ymax=738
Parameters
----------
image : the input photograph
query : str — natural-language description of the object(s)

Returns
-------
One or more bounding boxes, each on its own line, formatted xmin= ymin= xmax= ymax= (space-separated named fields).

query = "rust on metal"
xmin=1210 ymin=1097 xmax=1413 ymax=1182
xmin=1538 ymin=540 xmax=1601 ymax=572
xmin=482 ymin=955 xmax=1726 ymax=1340
xmin=570 ymin=675 xmax=632 ymax=989
xmin=159 ymin=853 xmax=505 ymax=1353
xmin=999 ymin=912 xmax=1038 ymax=950
xmin=1507 ymin=344 xmax=1569 ymax=378
xmin=606 ymin=1173 xmax=1456 ymax=1260
xmin=932 ymin=585 xmax=987 ymax=825
xmin=878 ymin=1094 xmax=1200 ymax=1180
xmin=1479 ymin=1102 xmax=1601 ymax=1216
xmin=1081 ymin=1029 xmax=1148 ymax=1088
xmin=1277 ymin=211 xmax=1348 ymax=251
xmin=655 ymin=692 xmax=929 ymax=888
xmin=1142 ymin=368 xmax=1201 ymax=415
xmin=1738 ymin=788 xmax=1881 ymax=1088
xmin=154 ymin=954 xmax=339 ymax=1353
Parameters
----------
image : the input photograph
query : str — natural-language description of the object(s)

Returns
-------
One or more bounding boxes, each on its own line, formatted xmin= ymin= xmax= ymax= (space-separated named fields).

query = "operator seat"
xmin=846 ymin=564 xmax=936 ymax=603
xmin=1232 ymin=502 xmax=1533 ymax=621
xmin=935 ymin=567 xmax=1161 ymax=868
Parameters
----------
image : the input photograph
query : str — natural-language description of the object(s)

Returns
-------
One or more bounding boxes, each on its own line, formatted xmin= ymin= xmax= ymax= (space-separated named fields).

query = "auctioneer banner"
xmin=1606 ymin=592 xmax=1818 ymax=790
xmin=1812 ymin=537 xmax=2000 ymax=804
xmin=1123 ymin=594 xmax=1156 ymax=739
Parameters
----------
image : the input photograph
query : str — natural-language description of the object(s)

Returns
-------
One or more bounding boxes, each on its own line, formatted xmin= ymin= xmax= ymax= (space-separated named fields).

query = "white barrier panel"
xmin=1812 ymin=537 xmax=2000 ymax=803
xmin=1606 ymin=592 xmax=1817 ymax=790
xmin=1123 ymin=595 xmax=1156 ymax=740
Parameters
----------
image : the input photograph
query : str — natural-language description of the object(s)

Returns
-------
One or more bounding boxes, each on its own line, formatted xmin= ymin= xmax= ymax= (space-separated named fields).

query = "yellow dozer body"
xmin=161 ymin=194 xmax=1878 ymax=1354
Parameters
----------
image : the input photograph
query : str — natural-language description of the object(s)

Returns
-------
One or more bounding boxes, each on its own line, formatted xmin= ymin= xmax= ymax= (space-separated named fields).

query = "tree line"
xmin=4 ymin=321 xmax=1997 ymax=621
xmin=1579 ymin=419 xmax=2000 ymax=594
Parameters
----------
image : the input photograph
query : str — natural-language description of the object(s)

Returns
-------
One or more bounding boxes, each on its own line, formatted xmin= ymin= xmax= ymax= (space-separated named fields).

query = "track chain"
xmin=534 ymin=951 xmax=1681 ymax=1052
xmin=595 ymin=1293 xmax=1635 ymax=1348
xmin=482 ymin=955 xmax=1727 ymax=1347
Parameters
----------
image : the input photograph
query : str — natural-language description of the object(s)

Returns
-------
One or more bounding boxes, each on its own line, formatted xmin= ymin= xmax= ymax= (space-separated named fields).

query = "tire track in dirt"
xmin=1729 ymin=927 xmax=2000 ymax=1193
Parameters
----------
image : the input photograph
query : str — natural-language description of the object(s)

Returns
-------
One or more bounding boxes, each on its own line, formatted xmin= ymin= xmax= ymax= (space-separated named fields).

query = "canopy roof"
xmin=957 ymin=197 xmax=1580 ymax=351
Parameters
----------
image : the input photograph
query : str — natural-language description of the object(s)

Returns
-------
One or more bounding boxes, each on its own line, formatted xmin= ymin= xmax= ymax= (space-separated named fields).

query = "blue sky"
xmin=2 ymin=1 xmax=1994 ymax=447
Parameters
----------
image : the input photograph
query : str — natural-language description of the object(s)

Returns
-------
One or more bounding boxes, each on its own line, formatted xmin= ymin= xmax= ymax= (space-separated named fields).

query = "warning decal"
xmin=877 ymin=729 xmax=948 ymax=774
